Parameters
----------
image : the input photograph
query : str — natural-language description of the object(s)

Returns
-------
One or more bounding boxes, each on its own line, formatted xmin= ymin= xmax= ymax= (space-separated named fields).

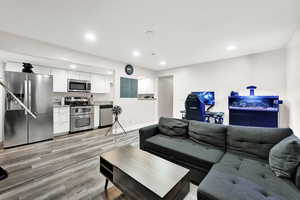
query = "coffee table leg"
xmin=105 ymin=179 xmax=109 ymax=190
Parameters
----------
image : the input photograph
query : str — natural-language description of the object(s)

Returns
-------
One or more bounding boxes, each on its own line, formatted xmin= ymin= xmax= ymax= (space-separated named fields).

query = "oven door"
xmin=70 ymin=114 xmax=94 ymax=132
xmin=68 ymin=79 xmax=90 ymax=92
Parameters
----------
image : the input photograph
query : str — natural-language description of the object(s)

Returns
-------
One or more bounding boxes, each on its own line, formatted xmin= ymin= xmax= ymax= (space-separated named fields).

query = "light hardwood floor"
xmin=0 ymin=129 xmax=197 ymax=200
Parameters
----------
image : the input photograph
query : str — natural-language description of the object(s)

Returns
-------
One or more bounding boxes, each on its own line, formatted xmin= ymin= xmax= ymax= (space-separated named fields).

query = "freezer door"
xmin=4 ymin=72 xmax=28 ymax=147
xmin=27 ymin=74 xmax=53 ymax=143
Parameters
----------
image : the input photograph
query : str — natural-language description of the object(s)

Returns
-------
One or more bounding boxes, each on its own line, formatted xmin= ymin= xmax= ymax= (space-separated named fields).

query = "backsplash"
xmin=53 ymin=92 xmax=113 ymax=104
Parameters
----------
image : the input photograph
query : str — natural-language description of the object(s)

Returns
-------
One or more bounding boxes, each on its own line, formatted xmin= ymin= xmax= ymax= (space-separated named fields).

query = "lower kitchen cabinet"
xmin=94 ymin=106 xmax=99 ymax=128
xmin=53 ymin=106 xmax=70 ymax=136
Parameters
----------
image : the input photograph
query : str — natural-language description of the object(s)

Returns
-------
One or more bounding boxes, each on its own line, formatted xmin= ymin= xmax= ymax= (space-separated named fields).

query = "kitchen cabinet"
xmin=79 ymin=72 xmax=91 ymax=81
xmin=138 ymin=78 xmax=154 ymax=94
xmin=5 ymin=62 xmax=22 ymax=72
xmin=5 ymin=62 xmax=51 ymax=75
xmin=51 ymin=69 xmax=68 ymax=92
xmin=91 ymin=74 xmax=110 ymax=93
xmin=34 ymin=66 xmax=51 ymax=75
xmin=68 ymin=71 xmax=90 ymax=81
xmin=94 ymin=106 xmax=99 ymax=128
xmin=53 ymin=107 xmax=70 ymax=136
xmin=67 ymin=71 xmax=80 ymax=80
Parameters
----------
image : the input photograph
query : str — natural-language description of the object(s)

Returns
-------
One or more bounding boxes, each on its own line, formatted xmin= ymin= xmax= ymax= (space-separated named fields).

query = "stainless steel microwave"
xmin=68 ymin=79 xmax=91 ymax=92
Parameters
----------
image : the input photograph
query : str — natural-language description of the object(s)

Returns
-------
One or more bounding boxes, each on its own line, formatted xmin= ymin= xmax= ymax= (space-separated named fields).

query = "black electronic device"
xmin=22 ymin=63 xmax=34 ymax=73
xmin=125 ymin=64 xmax=134 ymax=75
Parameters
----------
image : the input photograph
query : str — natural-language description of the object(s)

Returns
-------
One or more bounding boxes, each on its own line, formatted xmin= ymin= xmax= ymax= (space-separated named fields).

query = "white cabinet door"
xmin=34 ymin=66 xmax=51 ymax=75
xmin=68 ymin=71 xmax=80 ymax=80
xmin=53 ymin=107 xmax=70 ymax=136
xmin=51 ymin=69 xmax=68 ymax=92
xmin=5 ymin=62 xmax=22 ymax=72
xmin=103 ymin=76 xmax=111 ymax=93
xmin=79 ymin=72 xmax=91 ymax=81
xmin=94 ymin=106 xmax=99 ymax=128
xmin=138 ymin=78 xmax=154 ymax=94
xmin=91 ymin=74 xmax=107 ymax=93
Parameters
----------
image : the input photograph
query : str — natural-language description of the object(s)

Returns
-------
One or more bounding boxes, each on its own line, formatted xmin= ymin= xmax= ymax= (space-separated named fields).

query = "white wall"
xmin=286 ymin=26 xmax=300 ymax=137
xmin=114 ymin=65 xmax=158 ymax=130
xmin=0 ymin=31 xmax=158 ymax=141
xmin=159 ymin=49 xmax=289 ymax=127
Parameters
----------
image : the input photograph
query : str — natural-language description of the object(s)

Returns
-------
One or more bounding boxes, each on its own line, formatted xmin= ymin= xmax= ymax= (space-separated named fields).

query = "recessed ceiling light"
xmin=132 ymin=51 xmax=141 ymax=57
xmin=160 ymin=61 xmax=167 ymax=66
xmin=70 ymin=64 xmax=77 ymax=69
xmin=84 ymin=32 xmax=96 ymax=41
xmin=226 ymin=45 xmax=237 ymax=51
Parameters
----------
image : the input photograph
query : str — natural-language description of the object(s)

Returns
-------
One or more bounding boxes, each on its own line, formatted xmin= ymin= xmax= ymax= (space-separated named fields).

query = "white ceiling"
xmin=0 ymin=0 xmax=299 ymax=71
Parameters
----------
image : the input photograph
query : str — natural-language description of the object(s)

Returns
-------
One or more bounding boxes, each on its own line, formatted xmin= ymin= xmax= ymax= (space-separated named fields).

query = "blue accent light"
xmin=192 ymin=91 xmax=215 ymax=105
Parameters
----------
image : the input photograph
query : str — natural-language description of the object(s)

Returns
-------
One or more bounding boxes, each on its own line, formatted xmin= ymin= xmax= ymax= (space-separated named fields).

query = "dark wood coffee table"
xmin=100 ymin=146 xmax=190 ymax=200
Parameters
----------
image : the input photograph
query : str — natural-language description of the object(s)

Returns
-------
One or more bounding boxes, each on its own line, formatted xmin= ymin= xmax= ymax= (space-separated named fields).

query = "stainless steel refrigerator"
xmin=4 ymin=71 xmax=53 ymax=148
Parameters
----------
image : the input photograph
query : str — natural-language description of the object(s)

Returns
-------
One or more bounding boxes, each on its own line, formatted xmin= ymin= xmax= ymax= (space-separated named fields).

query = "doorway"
xmin=158 ymin=76 xmax=174 ymax=118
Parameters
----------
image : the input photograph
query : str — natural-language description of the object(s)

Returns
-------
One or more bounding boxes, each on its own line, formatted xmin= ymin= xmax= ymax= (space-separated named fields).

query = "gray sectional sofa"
xmin=139 ymin=117 xmax=300 ymax=200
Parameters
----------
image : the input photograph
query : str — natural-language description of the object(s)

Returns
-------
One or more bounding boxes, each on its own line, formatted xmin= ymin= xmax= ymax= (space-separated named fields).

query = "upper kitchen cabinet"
xmin=33 ymin=66 xmax=51 ymax=75
xmin=5 ymin=62 xmax=51 ymax=75
xmin=91 ymin=74 xmax=110 ymax=93
xmin=5 ymin=62 xmax=21 ymax=72
xmin=138 ymin=78 xmax=155 ymax=94
xmin=67 ymin=71 xmax=80 ymax=80
xmin=51 ymin=69 xmax=68 ymax=92
xmin=79 ymin=72 xmax=91 ymax=81
xmin=68 ymin=71 xmax=90 ymax=81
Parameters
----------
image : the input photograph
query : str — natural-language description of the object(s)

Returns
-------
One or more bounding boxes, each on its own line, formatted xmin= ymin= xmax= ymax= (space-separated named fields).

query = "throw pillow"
xmin=158 ymin=117 xmax=188 ymax=137
xmin=269 ymin=135 xmax=300 ymax=178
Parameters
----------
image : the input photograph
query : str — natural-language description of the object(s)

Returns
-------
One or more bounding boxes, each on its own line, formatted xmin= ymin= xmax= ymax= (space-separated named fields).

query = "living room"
xmin=0 ymin=1 xmax=300 ymax=200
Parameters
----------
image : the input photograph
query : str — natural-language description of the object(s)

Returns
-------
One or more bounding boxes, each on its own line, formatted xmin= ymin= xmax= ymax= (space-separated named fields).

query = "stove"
xmin=65 ymin=97 xmax=94 ymax=133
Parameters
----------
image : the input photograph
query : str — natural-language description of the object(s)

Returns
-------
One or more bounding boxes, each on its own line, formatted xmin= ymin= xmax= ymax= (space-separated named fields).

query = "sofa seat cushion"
xmin=227 ymin=126 xmax=293 ymax=160
xmin=188 ymin=120 xmax=226 ymax=150
xmin=198 ymin=153 xmax=300 ymax=200
xmin=144 ymin=134 xmax=224 ymax=171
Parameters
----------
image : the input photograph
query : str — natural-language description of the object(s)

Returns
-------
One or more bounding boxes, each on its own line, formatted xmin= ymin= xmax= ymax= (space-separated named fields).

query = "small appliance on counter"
xmin=65 ymin=97 xmax=94 ymax=133
xmin=138 ymin=93 xmax=156 ymax=100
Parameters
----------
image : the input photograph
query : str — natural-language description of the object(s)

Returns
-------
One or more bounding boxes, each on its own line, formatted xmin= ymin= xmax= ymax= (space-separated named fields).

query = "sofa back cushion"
xmin=188 ymin=120 xmax=227 ymax=149
xmin=269 ymin=135 xmax=300 ymax=178
xmin=226 ymin=125 xmax=293 ymax=160
xmin=158 ymin=117 xmax=188 ymax=137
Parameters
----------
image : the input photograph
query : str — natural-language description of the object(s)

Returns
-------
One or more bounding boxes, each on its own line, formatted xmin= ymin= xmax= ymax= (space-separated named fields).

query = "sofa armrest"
xmin=295 ymin=164 xmax=300 ymax=189
xmin=139 ymin=124 xmax=159 ymax=150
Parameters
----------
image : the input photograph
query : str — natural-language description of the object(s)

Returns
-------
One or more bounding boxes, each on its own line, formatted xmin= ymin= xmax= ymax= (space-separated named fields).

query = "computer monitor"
xmin=192 ymin=91 xmax=215 ymax=105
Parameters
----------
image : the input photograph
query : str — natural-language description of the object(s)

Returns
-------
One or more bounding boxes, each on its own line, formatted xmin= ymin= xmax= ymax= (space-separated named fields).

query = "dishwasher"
xmin=99 ymin=104 xmax=113 ymax=128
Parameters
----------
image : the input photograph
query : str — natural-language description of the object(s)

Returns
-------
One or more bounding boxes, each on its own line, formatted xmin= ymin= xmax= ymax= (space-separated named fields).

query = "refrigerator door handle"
xmin=24 ymin=80 xmax=28 ymax=115
xmin=28 ymin=79 xmax=32 ymax=111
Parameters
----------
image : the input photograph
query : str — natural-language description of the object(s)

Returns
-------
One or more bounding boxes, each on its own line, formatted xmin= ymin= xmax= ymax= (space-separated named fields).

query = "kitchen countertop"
xmin=93 ymin=101 xmax=113 ymax=106
xmin=53 ymin=104 xmax=70 ymax=108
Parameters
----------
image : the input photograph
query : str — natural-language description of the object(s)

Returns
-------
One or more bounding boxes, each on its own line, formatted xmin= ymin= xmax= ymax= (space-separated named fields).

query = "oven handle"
xmin=71 ymin=114 xmax=92 ymax=118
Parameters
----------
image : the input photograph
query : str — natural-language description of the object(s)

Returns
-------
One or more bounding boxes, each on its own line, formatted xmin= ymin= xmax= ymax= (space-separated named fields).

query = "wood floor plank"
xmin=0 ymin=129 xmax=197 ymax=200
